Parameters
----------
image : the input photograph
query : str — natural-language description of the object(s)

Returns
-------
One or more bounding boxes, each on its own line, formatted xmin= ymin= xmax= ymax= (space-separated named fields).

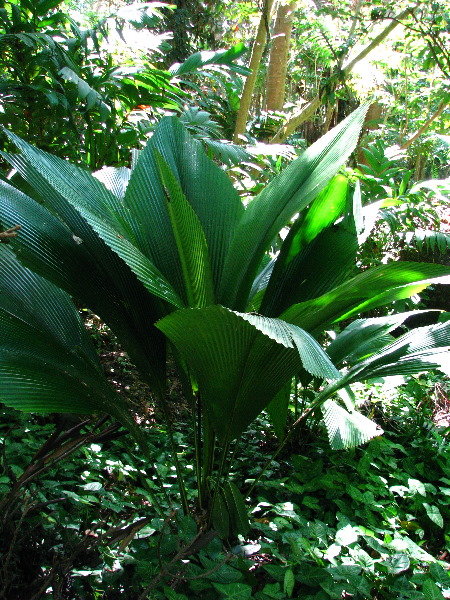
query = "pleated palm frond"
xmin=157 ymin=306 xmax=339 ymax=444
xmin=2 ymin=105 xmax=450 ymax=452
xmin=282 ymin=262 xmax=450 ymax=334
xmin=219 ymin=105 xmax=369 ymax=310
xmin=326 ymin=310 xmax=442 ymax=366
xmin=317 ymin=320 xmax=450 ymax=448
xmin=0 ymin=173 xmax=168 ymax=395
xmin=0 ymin=246 xmax=137 ymax=435
xmin=322 ymin=399 xmax=383 ymax=450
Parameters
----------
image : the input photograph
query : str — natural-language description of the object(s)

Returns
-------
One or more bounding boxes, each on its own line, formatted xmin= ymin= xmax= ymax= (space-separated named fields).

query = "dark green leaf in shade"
xmin=212 ymin=491 xmax=230 ymax=539
xmin=223 ymin=482 xmax=250 ymax=537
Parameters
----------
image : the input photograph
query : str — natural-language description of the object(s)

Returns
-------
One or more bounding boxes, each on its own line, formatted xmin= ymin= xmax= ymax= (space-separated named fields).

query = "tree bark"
xmin=266 ymin=1 xmax=297 ymax=111
xmin=270 ymin=95 xmax=322 ymax=144
xmin=233 ymin=0 xmax=275 ymax=143
xmin=269 ymin=5 xmax=415 ymax=144
xmin=400 ymin=99 xmax=450 ymax=150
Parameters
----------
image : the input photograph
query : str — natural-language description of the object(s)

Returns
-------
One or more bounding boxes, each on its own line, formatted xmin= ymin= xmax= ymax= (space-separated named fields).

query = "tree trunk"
xmin=400 ymin=99 xmax=450 ymax=150
xmin=269 ymin=95 xmax=322 ymax=144
xmin=269 ymin=5 xmax=415 ymax=144
xmin=266 ymin=1 xmax=297 ymax=112
xmin=357 ymin=101 xmax=383 ymax=165
xmin=233 ymin=0 xmax=275 ymax=143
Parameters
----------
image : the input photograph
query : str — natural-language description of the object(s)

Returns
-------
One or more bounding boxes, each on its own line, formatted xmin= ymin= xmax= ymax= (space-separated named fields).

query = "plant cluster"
xmin=0 ymin=2 xmax=450 ymax=598
xmin=1 ymin=375 xmax=450 ymax=598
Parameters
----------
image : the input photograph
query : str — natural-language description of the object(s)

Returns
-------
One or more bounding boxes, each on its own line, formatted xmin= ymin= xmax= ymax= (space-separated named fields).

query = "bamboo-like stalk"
xmin=400 ymin=99 xmax=450 ymax=150
xmin=270 ymin=5 xmax=416 ymax=144
xmin=266 ymin=1 xmax=297 ymax=111
xmin=233 ymin=0 xmax=275 ymax=143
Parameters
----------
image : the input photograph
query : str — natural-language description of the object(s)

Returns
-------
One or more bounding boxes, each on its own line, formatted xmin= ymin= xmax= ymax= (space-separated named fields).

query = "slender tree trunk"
xmin=400 ymin=99 xmax=450 ymax=150
xmin=341 ymin=6 xmax=414 ymax=76
xmin=266 ymin=1 xmax=297 ymax=111
xmin=323 ymin=101 xmax=336 ymax=133
xmin=270 ymin=5 xmax=415 ymax=144
xmin=233 ymin=0 xmax=275 ymax=143
xmin=269 ymin=95 xmax=322 ymax=144
xmin=357 ymin=101 xmax=383 ymax=165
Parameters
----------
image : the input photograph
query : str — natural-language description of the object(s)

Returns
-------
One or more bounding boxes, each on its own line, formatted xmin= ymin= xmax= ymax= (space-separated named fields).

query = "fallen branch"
xmin=0 ymin=225 xmax=21 ymax=243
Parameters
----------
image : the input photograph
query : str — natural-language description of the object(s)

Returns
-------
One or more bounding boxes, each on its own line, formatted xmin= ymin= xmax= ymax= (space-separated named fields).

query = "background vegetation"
xmin=0 ymin=1 xmax=449 ymax=598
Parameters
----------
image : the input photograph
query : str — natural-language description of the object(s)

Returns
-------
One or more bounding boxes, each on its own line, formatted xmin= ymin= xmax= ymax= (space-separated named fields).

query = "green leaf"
xmin=327 ymin=311 xmax=439 ymax=366
xmin=262 ymin=174 xmax=350 ymax=313
xmin=423 ymin=579 xmax=446 ymax=600
xmin=155 ymin=150 xmax=215 ymax=308
xmin=335 ymin=524 xmax=359 ymax=546
xmin=223 ymin=482 xmax=250 ymax=537
xmin=0 ymin=167 xmax=167 ymax=395
xmin=258 ymin=174 xmax=356 ymax=317
xmin=239 ymin=312 xmax=339 ymax=380
xmin=385 ymin=554 xmax=410 ymax=575
xmin=286 ymin=174 xmax=350 ymax=264
xmin=157 ymin=306 xmax=338 ymax=442
xmin=322 ymin=399 xmax=383 ymax=450
xmin=283 ymin=567 xmax=295 ymax=598
xmin=297 ymin=564 xmax=331 ymax=587
xmin=124 ymin=117 xmax=243 ymax=298
xmin=212 ymin=582 xmax=252 ymax=600
xmin=423 ymin=503 xmax=444 ymax=528
xmin=429 ymin=563 xmax=450 ymax=587
xmin=59 ymin=67 xmax=111 ymax=115
xmin=266 ymin=382 xmax=291 ymax=439
xmin=162 ymin=587 xmax=189 ymax=600
xmin=0 ymin=247 xmax=137 ymax=435
xmin=220 ymin=104 xmax=369 ymax=310
xmin=212 ymin=491 xmax=230 ymax=539
xmin=170 ymin=44 xmax=249 ymax=76
xmin=409 ymin=478 xmax=427 ymax=497
xmin=282 ymin=262 xmax=450 ymax=333
xmin=201 ymin=138 xmax=251 ymax=167
xmin=314 ymin=321 xmax=450 ymax=408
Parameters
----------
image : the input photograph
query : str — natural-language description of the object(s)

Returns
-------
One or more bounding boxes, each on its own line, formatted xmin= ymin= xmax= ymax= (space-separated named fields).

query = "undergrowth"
xmin=1 ymin=368 xmax=449 ymax=599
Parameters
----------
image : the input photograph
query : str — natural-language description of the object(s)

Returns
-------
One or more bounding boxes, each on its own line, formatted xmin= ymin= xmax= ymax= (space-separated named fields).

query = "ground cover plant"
xmin=1 ymin=103 xmax=450 ymax=597
xmin=1 ymin=373 xmax=450 ymax=598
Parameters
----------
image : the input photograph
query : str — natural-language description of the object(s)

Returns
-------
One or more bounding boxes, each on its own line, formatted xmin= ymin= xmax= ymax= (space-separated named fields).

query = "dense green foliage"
xmin=0 ymin=1 xmax=449 ymax=598
xmin=1 ymin=374 xmax=450 ymax=598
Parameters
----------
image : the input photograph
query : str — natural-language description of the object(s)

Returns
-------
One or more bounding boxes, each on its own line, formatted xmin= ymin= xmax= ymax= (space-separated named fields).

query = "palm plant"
xmin=1 ymin=104 xmax=450 ymax=536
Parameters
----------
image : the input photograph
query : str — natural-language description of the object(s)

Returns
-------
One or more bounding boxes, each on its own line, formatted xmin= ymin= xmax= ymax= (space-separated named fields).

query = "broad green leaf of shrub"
xmin=283 ymin=568 xmax=295 ymax=598
xmin=335 ymin=524 xmax=359 ymax=546
xmin=212 ymin=582 xmax=253 ymax=600
xmin=429 ymin=563 xmax=450 ymax=588
xmin=408 ymin=478 xmax=427 ymax=497
xmin=423 ymin=503 xmax=444 ymax=528
xmin=385 ymin=553 xmax=410 ymax=575
xmin=296 ymin=564 xmax=331 ymax=587
xmin=423 ymin=579 xmax=446 ymax=600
